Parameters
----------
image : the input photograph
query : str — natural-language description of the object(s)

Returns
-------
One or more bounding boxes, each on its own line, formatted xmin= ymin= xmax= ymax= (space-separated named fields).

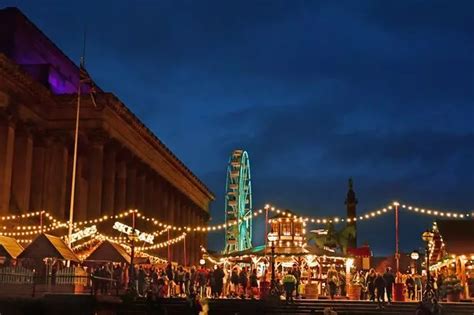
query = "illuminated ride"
xmin=223 ymin=150 xmax=253 ymax=254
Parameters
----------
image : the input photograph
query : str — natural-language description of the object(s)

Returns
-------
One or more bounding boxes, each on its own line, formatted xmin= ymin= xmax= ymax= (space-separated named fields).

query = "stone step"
xmin=155 ymin=298 xmax=474 ymax=315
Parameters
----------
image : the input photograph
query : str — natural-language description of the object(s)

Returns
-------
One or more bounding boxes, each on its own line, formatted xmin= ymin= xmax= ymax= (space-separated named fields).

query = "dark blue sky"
xmin=5 ymin=0 xmax=473 ymax=255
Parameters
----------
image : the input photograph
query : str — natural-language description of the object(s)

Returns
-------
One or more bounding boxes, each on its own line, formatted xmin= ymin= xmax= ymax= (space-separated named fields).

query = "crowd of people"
xmin=88 ymin=261 xmax=448 ymax=308
xmin=88 ymin=262 xmax=304 ymax=300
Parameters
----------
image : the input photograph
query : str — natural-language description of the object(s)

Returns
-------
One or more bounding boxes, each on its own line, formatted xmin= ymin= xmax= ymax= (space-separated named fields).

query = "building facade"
xmin=0 ymin=7 xmax=214 ymax=264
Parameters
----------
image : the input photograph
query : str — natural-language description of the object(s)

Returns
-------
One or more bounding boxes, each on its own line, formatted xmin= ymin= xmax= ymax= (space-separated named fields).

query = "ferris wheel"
xmin=223 ymin=150 xmax=253 ymax=254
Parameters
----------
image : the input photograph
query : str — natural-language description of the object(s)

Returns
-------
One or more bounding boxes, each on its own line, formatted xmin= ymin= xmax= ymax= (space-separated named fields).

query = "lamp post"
xmin=421 ymin=230 xmax=435 ymax=302
xmin=128 ymin=210 xmax=138 ymax=289
xmin=267 ymin=229 xmax=278 ymax=297
xmin=394 ymin=201 xmax=400 ymax=279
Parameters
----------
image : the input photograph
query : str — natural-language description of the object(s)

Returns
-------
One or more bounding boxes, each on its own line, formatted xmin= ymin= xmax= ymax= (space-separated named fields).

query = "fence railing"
xmin=0 ymin=266 xmax=119 ymax=297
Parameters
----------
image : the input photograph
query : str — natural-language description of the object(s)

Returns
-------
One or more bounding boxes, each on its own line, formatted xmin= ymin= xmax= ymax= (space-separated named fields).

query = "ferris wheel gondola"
xmin=223 ymin=150 xmax=252 ymax=254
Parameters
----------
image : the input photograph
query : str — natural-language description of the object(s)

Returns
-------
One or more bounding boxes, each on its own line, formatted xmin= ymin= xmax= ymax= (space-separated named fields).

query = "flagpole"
xmin=67 ymin=59 xmax=82 ymax=247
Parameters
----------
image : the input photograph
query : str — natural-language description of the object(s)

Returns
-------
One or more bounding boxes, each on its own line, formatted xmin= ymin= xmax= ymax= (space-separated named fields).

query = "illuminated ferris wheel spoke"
xmin=224 ymin=150 xmax=253 ymax=254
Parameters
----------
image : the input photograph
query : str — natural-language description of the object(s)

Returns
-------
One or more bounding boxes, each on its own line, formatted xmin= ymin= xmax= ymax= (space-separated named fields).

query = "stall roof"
xmin=0 ymin=235 xmax=24 ymax=259
xmin=223 ymin=245 xmax=314 ymax=258
xmin=270 ymin=209 xmax=298 ymax=220
xmin=436 ymin=220 xmax=474 ymax=255
xmin=85 ymin=240 xmax=130 ymax=264
xmin=18 ymin=233 xmax=79 ymax=262
xmin=347 ymin=246 xmax=372 ymax=257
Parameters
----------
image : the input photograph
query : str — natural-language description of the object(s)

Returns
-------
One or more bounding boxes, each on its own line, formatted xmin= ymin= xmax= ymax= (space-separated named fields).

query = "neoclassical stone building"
xmin=0 ymin=7 xmax=214 ymax=264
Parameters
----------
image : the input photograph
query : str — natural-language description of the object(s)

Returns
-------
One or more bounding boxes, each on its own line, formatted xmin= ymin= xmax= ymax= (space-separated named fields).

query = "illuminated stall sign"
xmin=112 ymin=221 xmax=154 ymax=244
xmin=70 ymin=225 xmax=97 ymax=244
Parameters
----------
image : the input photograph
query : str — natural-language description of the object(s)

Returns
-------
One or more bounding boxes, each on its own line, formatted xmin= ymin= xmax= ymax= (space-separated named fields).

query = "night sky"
xmin=4 ymin=1 xmax=473 ymax=256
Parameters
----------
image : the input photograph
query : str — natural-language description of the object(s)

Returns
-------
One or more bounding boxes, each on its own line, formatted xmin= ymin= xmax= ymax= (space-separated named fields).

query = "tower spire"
xmin=345 ymin=178 xmax=358 ymax=248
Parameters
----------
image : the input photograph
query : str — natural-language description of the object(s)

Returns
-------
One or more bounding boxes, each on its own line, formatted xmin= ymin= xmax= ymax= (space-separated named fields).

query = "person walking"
xmin=366 ymin=268 xmax=376 ymax=301
xmin=383 ymin=267 xmax=395 ymax=304
xmin=282 ymin=271 xmax=297 ymax=303
xmin=374 ymin=272 xmax=386 ymax=309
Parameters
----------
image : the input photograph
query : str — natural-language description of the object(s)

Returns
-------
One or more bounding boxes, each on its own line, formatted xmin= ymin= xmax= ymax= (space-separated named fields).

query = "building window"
xmin=271 ymin=222 xmax=280 ymax=236
xmin=282 ymin=222 xmax=292 ymax=236
xmin=294 ymin=224 xmax=302 ymax=236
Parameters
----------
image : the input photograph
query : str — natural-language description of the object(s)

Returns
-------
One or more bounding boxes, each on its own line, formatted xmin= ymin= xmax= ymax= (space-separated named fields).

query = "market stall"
xmin=429 ymin=220 xmax=474 ymax=301
xmin=85 ymin=240 xmax=130 ymax=264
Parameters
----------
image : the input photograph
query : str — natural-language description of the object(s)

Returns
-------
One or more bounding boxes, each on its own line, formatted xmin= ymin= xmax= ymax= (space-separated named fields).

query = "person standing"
xmin=176 ymin=266 xmax=185 ymax=296
xmin=339 ymin=270 xmax=347 ymax=297
xmin=406 ymin=274 xmax=415 ymax=300
xmin=197 ymin=265 xmax=208 ymax=298
xmin=326 ymin=265 xmax=339 ymax=299
xmin=239 ymin=267 xmax=249 ymax=299
xmin=190 ymin=266 xmax=197 ymax=295
xmin=184 ymin=267 xmax=191 ymax=296
xmin=208 ymin=267 xmax=215 ymax=297
xmin=137 ymin=266 xmax=146 ymax=296
xmin=366 ymin=269 xmax=376 ymax=301
xmin=282 ymin=271 xmax=297 ymax=303
xmin=383 ymin=267 xmax=395 ymax=304
xmin=165 ymin=263 xmax=175 ymax=297
xmin=214 ymin=265 xmax=225 ymax=298
xmin=374 ymin=272 xmax=386 ymax=309
xmin=249 ymin=268 xmax=259 ymax=299
xmin=291 ymin=265 xmax=301 ymax=299
xmin=230 ymin=267 xmax=239 ymax=298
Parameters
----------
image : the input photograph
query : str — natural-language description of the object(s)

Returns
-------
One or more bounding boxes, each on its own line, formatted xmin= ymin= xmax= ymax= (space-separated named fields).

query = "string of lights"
xmin=137 ymin=232 xmax=187 ymax=251
xmin=3 ymin=200 xmax=471 ymax=237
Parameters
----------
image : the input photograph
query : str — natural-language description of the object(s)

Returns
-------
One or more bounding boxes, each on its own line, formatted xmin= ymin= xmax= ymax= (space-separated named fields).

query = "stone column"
xmin=126 ymin=161 xmax=137 ymax=210
xmin=186 ymin=204 xmax=192 ymax=265
xmin=0 ymin=112 xmax=15 ymax=215
xmin=114 ymin=157 xmax=127 ymax=214
xmin=75 ymin=153 xmax=89 ymax=222
xmin=87 ymin=130 xmax=107 ymax=219
xmin=136 ymin=168 xmax=146 ymax=213
xmin=152 ymin=175 xmax=164 ymax=258
xmin=161 ymin=182 xmax=170 ymax=223
xmin=168 ymin=190 xmax=175 ymax=262
xmin=10 ymin=124 xmax=33 ymax=213
xmin=193 ymin=211 xmax=199 ymax=265
xmin=101 ymin=141 xmax=117 ymax=216
xmin=174 ymin=196 xmax=181 ymax=263
xmin=43 ymin=132 xmax=69 ymax=219
xmin=144 ymin=172 xmax=154 ymax=217
xmin=30 ymin=132 xmax=47 ymax=211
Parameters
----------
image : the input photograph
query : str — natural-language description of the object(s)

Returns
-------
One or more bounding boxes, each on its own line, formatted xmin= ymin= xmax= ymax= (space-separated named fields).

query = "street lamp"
xmin=421 ymin=230 xmax=435 ymax=302
xmin=410 ymin=250 xmax=420 ymax=275
xmin=267 ymin=229 xmax=278 ymax=297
